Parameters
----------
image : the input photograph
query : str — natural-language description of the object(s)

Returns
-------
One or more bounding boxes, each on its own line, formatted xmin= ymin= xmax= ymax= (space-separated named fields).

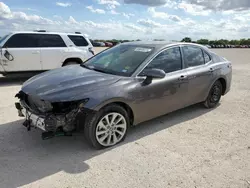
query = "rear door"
xmin=1 ymin=33 xmax=41 ymax=72
xmin=39 ymin=34 xmax=67 ymax=70
xmin=181 ymin=45 xmax=214 ymax=104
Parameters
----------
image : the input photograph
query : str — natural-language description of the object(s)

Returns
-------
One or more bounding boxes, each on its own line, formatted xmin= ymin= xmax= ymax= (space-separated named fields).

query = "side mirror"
xmin=143 ymin=68 xmax=165 ymax=79
xmin=142 ymin=68 xmax=165 ymax=85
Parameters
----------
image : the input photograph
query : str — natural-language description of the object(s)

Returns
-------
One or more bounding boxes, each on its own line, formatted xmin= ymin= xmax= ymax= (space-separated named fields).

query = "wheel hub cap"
xmin=96 ymin=112 xmax=127 ymax=146
xmin=211 ymin=85 xmax=221 ymax=102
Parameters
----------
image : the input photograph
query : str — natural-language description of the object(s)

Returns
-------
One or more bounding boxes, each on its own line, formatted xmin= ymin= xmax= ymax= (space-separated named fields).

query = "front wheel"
xmin=204 ymin=80 xmax=222 ymax=108
xmin=84 ymin=105 xmax=129 ymax=149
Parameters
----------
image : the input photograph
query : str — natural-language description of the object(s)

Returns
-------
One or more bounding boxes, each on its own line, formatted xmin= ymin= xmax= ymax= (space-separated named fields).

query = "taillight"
xmin=89 ymin=47 xmax=95 ymax=55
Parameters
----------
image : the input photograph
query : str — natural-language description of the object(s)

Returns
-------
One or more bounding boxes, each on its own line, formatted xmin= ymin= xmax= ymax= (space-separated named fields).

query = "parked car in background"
xmin=98 ymin=42 xmax=106 ymax=47
xmin=90 ymin=39 xmax=100 ymax=47
xmin=0 ymin=31 xmax=94 ymax=76
xmin=104 ymin=42 xmax=113 ymax=47
xmin=91 ymin=41 xmax=106 ymax=47
xmin=93 ymin=41 xmax=101 ymax=47
xmin=111 ymin=41 xmax=120 ymax=46
xmin=206 ymin=44 xmax=250 ymax=49
xmin=15 ymin=41 xmax=232 ymax=149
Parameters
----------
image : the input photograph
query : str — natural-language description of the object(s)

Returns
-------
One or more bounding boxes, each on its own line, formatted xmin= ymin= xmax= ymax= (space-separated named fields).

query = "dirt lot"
xmin=94 ymin=47 xmax=108 ymax=54
xmin=0 ymin=49 xmax=249 ymax=188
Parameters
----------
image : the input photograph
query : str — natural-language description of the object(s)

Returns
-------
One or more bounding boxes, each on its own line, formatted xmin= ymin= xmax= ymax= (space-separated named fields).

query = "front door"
xmin=181 ymin=45 xmax=214 ymax=104
xmin=1 ymin=33 xmax=41 ymax=72
xmin=133 ymin=46 xmax=189 ymax=123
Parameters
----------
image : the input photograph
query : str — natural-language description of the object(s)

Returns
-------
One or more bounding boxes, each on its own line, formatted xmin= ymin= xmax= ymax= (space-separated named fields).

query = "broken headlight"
xmin=27 ymin=95 xmax=53 ymax=113
xmin=51 ymin=99 xmax=89 ymax=114
xmin=37 ymin=101 xmax=53 ymax=113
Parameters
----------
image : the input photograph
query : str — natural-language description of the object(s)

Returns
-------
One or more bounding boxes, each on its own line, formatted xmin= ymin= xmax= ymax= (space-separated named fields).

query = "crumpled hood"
xmin=21 ymin=65 xmax=121 ymax=102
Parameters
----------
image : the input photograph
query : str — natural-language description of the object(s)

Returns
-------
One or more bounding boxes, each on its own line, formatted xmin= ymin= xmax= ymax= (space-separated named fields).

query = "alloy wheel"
xmin=210 ymin=85 xmax=221 ymax=103
xmin=95 ymin=112 xmax=127 ymax=147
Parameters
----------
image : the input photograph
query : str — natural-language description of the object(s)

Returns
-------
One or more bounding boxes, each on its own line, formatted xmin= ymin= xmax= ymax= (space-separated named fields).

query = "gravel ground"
xmin=0 ymin=49 xmax=249 ymax=188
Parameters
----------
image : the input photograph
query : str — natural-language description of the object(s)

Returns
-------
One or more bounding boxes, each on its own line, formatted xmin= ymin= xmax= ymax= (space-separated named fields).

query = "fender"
xmin=90 ymin=97 xmax=132 ymax=111
xmin=90 ymin=97 xmax=136 ymax=125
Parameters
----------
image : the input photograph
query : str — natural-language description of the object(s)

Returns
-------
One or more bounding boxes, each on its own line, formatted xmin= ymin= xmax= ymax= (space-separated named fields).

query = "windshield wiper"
xmin=91 ymin=67 xmax=111 ymax=74
xmin=81 ymin=64 xmax=112 ymax=74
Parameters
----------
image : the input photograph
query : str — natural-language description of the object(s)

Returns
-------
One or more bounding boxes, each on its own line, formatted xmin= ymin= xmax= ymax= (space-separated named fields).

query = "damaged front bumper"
xmin=16 ymin=103 xmax=75 ymax=139
xmin=15 ymin=90 xmax=95 ymax=139
xmin=16 ymin=102 xmax=46 ymax=131
xmin=15 ymin=100 xmax=94 ymax=137
xmin=15 ymin=102 xmax=58 ymax=132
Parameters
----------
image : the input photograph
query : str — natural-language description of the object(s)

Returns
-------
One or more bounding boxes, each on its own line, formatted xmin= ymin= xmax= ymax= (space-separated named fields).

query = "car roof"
xmin=121 ymin=41 xmax=209 ymax=51
xmin=9 ymin=31 xmax=89 ymax=38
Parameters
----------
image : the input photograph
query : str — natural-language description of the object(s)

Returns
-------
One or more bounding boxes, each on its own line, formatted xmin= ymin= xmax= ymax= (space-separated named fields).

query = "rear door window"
xmin=203 ymin=51 xmax=211 ymax=63
xmin=68 ymin=35 xmax=89 ymax=46
xmin=39 ymin=34 xmax=66 ymax=47
xmin=3 ymin=34 xmax=40 ymax=48
xmin=182 ymin=46 xmax=205 ymax=67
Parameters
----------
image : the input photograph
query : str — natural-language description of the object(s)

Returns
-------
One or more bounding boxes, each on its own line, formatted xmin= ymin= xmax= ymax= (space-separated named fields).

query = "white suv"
xmin=0 ymin=31 xmax=94 ymax=76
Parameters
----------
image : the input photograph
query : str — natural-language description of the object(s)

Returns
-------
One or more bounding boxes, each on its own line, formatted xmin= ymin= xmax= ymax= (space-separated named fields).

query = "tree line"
xmin=93 ymin=37 xmax=250 ymax=46
xmin=181 ymin=37 xmax=250 ymax=46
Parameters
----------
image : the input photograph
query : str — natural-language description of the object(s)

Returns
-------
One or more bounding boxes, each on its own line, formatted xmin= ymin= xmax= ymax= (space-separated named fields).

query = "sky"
xmin=0 ymin=0 xmax=250 ymax=40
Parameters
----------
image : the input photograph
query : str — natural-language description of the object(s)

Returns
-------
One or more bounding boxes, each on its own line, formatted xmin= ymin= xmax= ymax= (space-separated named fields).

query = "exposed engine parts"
xmin=15 ymin=91 xmax=91 ymax=139
xmin=44 ymin=108 xmax=79 ymax=132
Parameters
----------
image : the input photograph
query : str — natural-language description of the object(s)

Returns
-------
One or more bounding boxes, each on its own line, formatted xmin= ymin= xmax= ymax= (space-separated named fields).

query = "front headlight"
xmin=37 ymin=101 xmax=53 ymax=113
xmin=28 ymin=95 xmax=52 ymax=113
xmin=51 ymin=99 xmax=89 ymax=113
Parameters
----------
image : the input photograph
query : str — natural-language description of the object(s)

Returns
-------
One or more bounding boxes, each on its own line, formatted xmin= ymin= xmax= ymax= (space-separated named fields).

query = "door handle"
xmin=32 ymin=51 xmax=40 ymax=54
xmin=178 ymin=75 xmax=187 ymax=81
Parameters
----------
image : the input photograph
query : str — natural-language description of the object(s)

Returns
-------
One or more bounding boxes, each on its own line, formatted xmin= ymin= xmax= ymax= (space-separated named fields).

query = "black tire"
xmin=204 ymin=80 xmax=222 ymax=108
xmin=63 ymin=61 xmax=78 ymax=66
xmin=84 ymin=104 xmax=130 ymax=149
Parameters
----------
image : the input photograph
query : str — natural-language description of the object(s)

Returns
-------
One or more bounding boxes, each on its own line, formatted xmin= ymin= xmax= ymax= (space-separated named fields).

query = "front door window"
xmin=140 ymin=47 xmax=182 ymax=75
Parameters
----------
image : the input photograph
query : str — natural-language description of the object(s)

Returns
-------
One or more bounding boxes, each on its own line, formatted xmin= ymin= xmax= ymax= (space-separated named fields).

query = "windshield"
xmin=0 ymin=34 xmax=9 ymax=45
xmin=82 ymin=44 xmax=154 ymax=76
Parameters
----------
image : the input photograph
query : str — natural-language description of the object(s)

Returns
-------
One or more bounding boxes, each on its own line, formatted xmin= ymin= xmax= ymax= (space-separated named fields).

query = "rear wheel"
xmin=204 ymin=80 xmax=222 ymax=108
xmin=84 ymin=104 xmax=129 ymax=149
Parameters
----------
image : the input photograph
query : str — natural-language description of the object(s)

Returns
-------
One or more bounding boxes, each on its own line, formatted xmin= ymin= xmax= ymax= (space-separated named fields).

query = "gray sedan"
xmin=15 ymin=41 xmax=232 ymax=149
